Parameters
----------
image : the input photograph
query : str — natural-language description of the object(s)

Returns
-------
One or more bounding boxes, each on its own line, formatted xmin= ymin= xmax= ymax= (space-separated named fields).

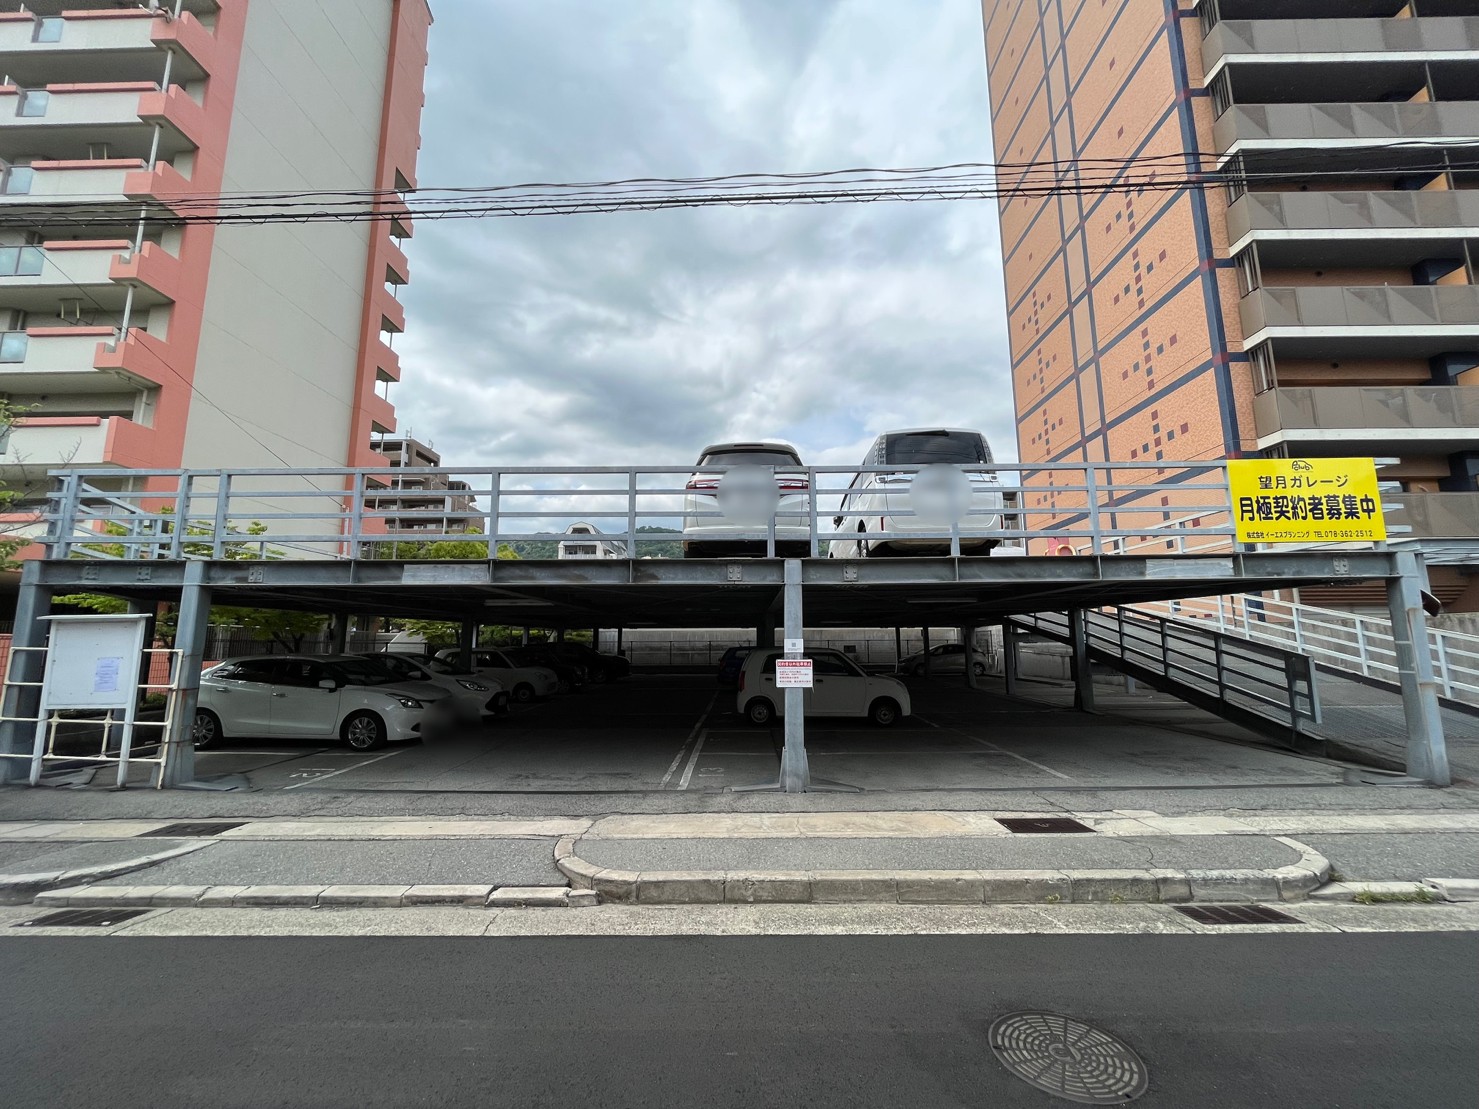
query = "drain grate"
xmin=989 ymin=1011 xmax=1148 ymax=1104
xmin=998 ymin=817 xmax=1095 ymax=834
xmin=1174 ymin=904 xmax=1302 ymax=926
xmin=137 ymin=821 xmax=246 ymax=838
xmin=14 ymin=909 xmax=151 ymax=929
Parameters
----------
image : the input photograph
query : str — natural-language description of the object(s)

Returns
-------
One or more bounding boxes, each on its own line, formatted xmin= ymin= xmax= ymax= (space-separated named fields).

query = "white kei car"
xmin=195 ymin=655 xmax=453 ymax=750
xmin=359 ymin=652 xmax=510 ymax=719
xmin=682 ymin=440 xmax=812 ymax=558
xmin=827 ymin=428 xmax=1005 ymax=558
xmin=435 ymin=647 xmax=560 ymax=703
xmin=736 ymin=648 xmax=912 ymax=727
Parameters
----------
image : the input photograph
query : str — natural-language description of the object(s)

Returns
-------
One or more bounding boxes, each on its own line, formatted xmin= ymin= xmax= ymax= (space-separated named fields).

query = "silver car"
xmin=194 ymin=655 xmax=453 ymax=751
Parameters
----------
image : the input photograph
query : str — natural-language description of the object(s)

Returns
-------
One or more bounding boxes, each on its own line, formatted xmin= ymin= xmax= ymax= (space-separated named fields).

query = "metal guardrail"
xmin=1131 ymin=594 xmax=1479 ymax=706
xmin=39 ymin=462 xmax=1240 ymax=562
xmin=1015 ymin=607 xmax=1322 ymax=738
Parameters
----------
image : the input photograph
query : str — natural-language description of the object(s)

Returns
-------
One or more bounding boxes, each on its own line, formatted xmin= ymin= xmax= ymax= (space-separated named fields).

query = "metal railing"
xmin=40 ymin=462 xmax=1240 ymax=562
xmin=1130 ymin=593 xmax=1479 ymax=705
xmin=1015 ymin=607 xmax=1322 ymax=737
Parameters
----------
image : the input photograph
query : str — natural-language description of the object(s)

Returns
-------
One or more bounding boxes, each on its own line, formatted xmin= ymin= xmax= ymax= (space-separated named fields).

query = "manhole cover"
xmin=1174 ymin=904 xmax=1302 ymax=926
xmin=137 ymin=822 xmax=246 ymax=838
xmin=988 ymin=1011 xmax=1148 ymax=1104
xmin=997 ymin=817 xmax=1095 ymax=834
xmin=14 ymin=909 xmax=151 ymax=928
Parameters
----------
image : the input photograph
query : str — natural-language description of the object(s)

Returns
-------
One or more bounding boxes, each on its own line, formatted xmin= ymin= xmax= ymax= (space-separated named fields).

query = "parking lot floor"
xmin=161 ymin=673 xmax=1356 ymax=795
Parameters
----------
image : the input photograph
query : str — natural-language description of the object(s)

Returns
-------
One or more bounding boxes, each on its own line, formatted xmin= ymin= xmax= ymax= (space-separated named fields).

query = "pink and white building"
xmin=0 ymin=0 xmax=433 ymax=537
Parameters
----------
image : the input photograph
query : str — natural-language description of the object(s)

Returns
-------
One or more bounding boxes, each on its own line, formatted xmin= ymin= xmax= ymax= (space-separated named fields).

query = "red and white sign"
xmin=775 ymin=658 xmax=814 ymax=688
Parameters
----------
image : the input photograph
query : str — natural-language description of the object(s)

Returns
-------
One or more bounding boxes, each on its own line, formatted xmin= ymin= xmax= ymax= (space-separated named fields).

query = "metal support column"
xmin=1386 ymin=551 xmax=1451 ymax=786
xmin=894 ymin=627 xmax=903 ymax=669
xmin=329 ymin=612 xmax=350 ymax=654
xmin=162 ymin=560 xmax=211 ymax=788
xmin=779 ymin=559 xmax=810 ymax=792
xmin=963 ymin=626 xmax=981 ymax=690
xmin=457 ymin=621 xmax=477 ymax=672
xmin=921 ymin=626 xmax=932 ymax=676
xmin=756 ymin=613 xmax=777 ymax=650
xmin=1001 ymin=620 xmax=1019 ymax=698
xmin=0 ymin=564 xmax=52 ymax=785
xmin=1069 ymin=609 xmax=1095 ymax=713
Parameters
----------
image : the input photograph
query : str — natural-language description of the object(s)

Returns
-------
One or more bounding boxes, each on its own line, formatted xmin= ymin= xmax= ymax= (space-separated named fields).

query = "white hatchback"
xmin=828 ymin=428 xmax=1005 ymax=558
xmin=435 ymin=647 xmax=561 ymax=703
xmin=195 ymin=655 xmax=452 ymax=751
xmin=736 ymin=648 xmax=912 ymax=727
xmin=682 ymin=441 xmax=812 ymax=558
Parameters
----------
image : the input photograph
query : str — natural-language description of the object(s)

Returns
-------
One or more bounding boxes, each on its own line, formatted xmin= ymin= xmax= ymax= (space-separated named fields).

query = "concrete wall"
xmin=184 ymin=0 xmax=395 ymax=473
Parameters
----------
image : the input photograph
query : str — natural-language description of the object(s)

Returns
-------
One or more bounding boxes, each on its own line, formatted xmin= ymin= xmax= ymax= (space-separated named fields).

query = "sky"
xmin=393 ymin=0 xmax=1012 ymax=472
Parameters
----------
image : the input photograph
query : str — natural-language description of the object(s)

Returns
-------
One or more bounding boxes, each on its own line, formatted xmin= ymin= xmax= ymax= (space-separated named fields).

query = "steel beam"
xmin=1001 ymin=620 xmax=1019 ymax=698
xmin=0 ymin=563 xmax=51 ymax=785
xmin=161 ymin=561 xmax=210 ymax=788
xmin=1070 ymin=609 xmax=1096 ymax=713
xmin=329 ymin=613 xmax=350 ymax=654
xmin=1386 ymin=551 xmax=1451 ymax=786
xmin=780 ymin=560 xmax=810 ymax=792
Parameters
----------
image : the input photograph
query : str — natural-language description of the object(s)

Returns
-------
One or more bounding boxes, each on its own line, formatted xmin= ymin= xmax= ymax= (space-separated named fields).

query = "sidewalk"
xmin=5 ymin=810 xmax=1477 ymax=910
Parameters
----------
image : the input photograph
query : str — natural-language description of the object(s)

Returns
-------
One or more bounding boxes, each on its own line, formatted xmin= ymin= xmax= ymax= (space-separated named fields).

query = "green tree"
xmin=381 ymin=534 xmax=522 ymax=645
xmin=0 ymin=400 xmax=39 ymax=571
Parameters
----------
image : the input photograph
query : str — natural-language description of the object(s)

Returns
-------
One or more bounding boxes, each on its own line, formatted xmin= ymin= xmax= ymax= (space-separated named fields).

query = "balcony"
xmin=1385 ymin=492 xmax=1479 ymax=540
xmin=1205 ymin=17 xmax=1479 ymax=72
xmin=0 ymin=10 xmax=211 ymax=86
xmin=1227 ymin=189 xmax=1479 ymax=266
xmin=1213 ymin=101 xmax=1479 ymax=157
xmin=1252 ymin=385 xmax=1479 ymax=453
xmin=0 ymin=83 xmax=202 ymax=162
xmin=0 ymin=240 xmax=176 ymax=314
xmin=1240 ymin=285 xmax=1479 ymax=357
xmin=0 ymin=415 xmax=149 ymax=477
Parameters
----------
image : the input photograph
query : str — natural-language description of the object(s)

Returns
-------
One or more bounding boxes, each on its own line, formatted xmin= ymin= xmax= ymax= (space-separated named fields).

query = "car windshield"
xmin=884 ymin=431 xmax=989 ymax=465
xmin=699 ymin=449 xmax=801 ymax=468
xmin=419 ymin=655 xmax=469 ymax=676
xmin=327 ymin=659 xmax=400 ymax=686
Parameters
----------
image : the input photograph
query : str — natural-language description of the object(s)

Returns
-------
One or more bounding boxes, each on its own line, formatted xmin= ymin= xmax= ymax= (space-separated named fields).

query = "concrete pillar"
xmin=779 ymin=559 xmax=810 ymax=792
xmin=1001 ymin=620 xmax=1019 ymax=698
xmin=329 ymin=612 xmax=351 ymax=654
xmin=1386 ymin=551 xmax=1451 ymax=786
xmin=1069 ymin=609 xmax=1095 ymax=713
xmin=0 ymin=564 xmax=52 ymax=785
xmin=162 ymin=560 xmax=211 ymax=788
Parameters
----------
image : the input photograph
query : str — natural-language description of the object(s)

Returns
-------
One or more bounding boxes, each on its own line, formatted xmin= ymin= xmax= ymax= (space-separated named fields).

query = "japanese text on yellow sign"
xmin=1226 ymin=458 xmax=1386 ymax=544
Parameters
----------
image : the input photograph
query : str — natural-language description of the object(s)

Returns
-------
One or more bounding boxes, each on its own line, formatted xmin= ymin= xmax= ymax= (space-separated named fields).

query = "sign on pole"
xmin=775 ymin=658 xmax=814 ymax=688
xmin=1227 ymin=457 xmax=1387 ymax=544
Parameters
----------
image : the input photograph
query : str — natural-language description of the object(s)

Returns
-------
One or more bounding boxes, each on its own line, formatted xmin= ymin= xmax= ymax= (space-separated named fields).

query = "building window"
xmin=0 ymin=165 xmax=33 ymax=195
xmin=15 ymin=90 xmax=49 ymax=118
xmin=32 ymin=17 xmax=63 ymax=44
xmin=0 ymin=246 xmax=44 ymax=277
xmin=0 ymin=331 xmax=28 ymax=363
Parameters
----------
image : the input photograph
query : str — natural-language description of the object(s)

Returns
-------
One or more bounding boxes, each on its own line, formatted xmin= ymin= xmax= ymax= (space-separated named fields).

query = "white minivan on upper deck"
xmin=827 ymin=428 xmax=1004 ymax=558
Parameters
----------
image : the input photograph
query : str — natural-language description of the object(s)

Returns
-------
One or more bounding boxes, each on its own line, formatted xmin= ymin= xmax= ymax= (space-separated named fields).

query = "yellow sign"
xmin=1226 ymin=457 xmax=1386 ymax=544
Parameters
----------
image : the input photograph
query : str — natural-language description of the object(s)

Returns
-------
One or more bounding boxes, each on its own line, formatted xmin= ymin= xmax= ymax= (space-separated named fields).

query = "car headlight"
xmin=456 ymin=680 xmax=489 ymax=692
xmin=394 ymin=696 xmax=423 ymax=709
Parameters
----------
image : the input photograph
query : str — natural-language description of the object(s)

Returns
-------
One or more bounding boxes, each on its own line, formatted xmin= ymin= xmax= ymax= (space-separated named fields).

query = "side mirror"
xmin=318 ymin=679 xmax=338 ymax=691
xmin=832 ymin=516 xmax=844 ymax=528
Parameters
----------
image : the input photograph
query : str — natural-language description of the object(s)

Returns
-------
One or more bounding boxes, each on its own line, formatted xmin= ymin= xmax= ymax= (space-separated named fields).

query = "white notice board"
xmin=39 ymin=615 xmax=150 ymax=712
xmin=775 ymin=658 xmax=813 ymax=689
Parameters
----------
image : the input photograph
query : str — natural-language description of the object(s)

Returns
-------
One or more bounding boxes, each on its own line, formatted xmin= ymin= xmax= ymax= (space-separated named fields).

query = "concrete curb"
xmin=0 ymin=841 xmax=212 ymax=906
xmin=1310 ymin=878 xmax=1479 ymax=904
xmin=555 ymin=837 xmax=1332 ymax=905
xmin=32 ymin=883 xmax=594 ymax=910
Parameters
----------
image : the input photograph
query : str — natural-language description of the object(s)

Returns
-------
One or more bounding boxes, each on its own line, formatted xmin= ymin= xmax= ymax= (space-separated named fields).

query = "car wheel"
xmin=589 ymin=668 xmax=609 ymax=685
xmin=493 ymin=693 xmax=511 ymax=715
xmin=341 ymin=711 xmax=388 ymax=751
xmin=513 ymin=683 xmax=536 ymax=703
xmin=911 ymin=663 xmax=926 ymax=677
xmin=972 ymin=661 xmax=987 ymax=677
xmin=745 ymin=698 xmax=775 ymax=726
xmin=192 ymin=709 xmax=224 ymax=750
xmin=869 ymin=698 xmax=902 ymax=727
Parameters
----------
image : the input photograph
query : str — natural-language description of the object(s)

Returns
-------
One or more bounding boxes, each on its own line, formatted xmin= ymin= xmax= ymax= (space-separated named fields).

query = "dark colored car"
xmin=506 ymin=645 xmax=586 ymax=691
xmin=716 ymin=646 xmax=752 ymax=687
xmin=549 ymin=642 xmax=630 ymax=683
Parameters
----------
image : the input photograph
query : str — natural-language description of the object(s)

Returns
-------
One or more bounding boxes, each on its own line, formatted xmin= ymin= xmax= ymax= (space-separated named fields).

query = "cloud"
xmin=393 ymin=0 xmax=1014 ymax=474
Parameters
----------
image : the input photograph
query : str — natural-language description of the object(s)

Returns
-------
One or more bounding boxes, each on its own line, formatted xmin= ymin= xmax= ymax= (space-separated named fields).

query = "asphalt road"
xmin=3 ymin=932 xmax=1474 ymax=1108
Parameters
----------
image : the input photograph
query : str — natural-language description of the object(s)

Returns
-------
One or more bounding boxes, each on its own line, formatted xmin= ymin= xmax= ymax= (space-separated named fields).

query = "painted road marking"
xmin=919 ymin=718 xmax=1076 ymax=781
xmin=281 ymin=749 xmax=406 ymax=790
xmin=660 ymin=692 xmax=718 ymax=790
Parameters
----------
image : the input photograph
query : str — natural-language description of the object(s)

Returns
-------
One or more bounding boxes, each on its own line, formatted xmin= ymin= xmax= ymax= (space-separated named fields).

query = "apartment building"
xmin=0 ymin=0 xmax=432 ymax=526
xmin=981 ymin=0 xmax=1479 ymax=609
xmin=368 ymin=435 xmax=477 ymax=534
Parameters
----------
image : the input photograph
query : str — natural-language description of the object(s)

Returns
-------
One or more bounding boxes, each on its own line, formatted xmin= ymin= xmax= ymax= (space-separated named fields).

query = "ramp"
xmin=1011 ymin=608 xmax=1322 ymax=747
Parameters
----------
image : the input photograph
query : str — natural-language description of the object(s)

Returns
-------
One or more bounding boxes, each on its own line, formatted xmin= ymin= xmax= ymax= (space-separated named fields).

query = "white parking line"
xmin=660 ymin=693 xmax=718 ymax=790
xmin=281 ymin=749 xmax=405 ymax=790
xmin=923 ymin=718 xmax=1076 ymax=782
